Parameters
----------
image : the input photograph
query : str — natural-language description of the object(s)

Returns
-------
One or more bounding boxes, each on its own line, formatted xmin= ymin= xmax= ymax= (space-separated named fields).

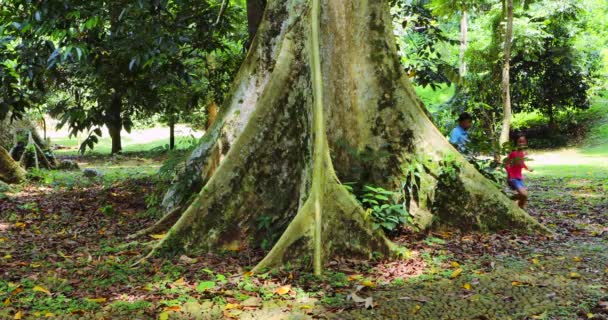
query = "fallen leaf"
xmin=165 ymin=306 xmax=181 ymax=311
xmin=178 ymin=255 xmax=197 ymax=264
xmin=347 ymin=274 xmax=362 ymax=281
xmin=569 ymin=272 xmax=581 ymax=279
xmin=573 ymin=257 xmax=582 ymax=262
xmin=150 ymin=233 xmax=166 ymax=239
xmin=174 ymin=278 xmax=185 ymax=285
xmin=530 ymin=311 xmax=548 ymax=319
xmin=33 ymin=285 xmax=51 ymax=295
xmin=10 ymin=286 xmax=22 ymax=296
xmin=450 ymin=268 xmax=462 ymax=279
xmin=196 ymin=281 xmax=215 ymax=292
xmin=411 ymin=304 xmax=421 ymax=314
xmin=347 ymin=291 xmax=373 ymax=309
xmin=85 ymin=298 xmax=107 ymax=303
xmin=14 ymin=222 xmax=26 ymax=228
xmin=4 ymin=298 xmax=10 ymax=306
xmin=360 ymin=280 xmax=375 ymax=287
xmin=14 ymin=311 xmax=22 ymax=319
xmin=224 ymin=303 xmax=241 ymax=310
xmin=451 ymin=262 xmax=460 ymax=268
xmin=463 ymin=283 xmax=472 ymax=290
xmin=159 ymin=311 xmax=169 ymax=320
xmin=275 ymin=285 xmax=291 ymax=295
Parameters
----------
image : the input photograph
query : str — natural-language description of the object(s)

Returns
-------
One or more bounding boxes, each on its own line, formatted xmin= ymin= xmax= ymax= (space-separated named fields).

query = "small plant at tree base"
xmin=100 ymin=205 xmax=116 ymax=217
xmin=359 ymin=185 xmax=411 ymax=233
xmin=255 ymin=214 xmax=281 ymax=251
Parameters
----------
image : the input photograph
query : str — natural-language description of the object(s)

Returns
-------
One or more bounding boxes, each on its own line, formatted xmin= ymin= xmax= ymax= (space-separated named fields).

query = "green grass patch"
xmin=51 ymin=134 xmax=198 ymax=156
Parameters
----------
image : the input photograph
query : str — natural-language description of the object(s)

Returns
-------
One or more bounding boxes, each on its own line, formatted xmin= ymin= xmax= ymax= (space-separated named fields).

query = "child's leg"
xmin=516 ymin=187 xmax=528 ymax=208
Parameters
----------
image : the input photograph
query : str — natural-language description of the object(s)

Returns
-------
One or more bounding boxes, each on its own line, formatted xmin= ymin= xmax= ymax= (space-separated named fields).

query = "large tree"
xmin=142 ymin=0 xmax=544 ymax=275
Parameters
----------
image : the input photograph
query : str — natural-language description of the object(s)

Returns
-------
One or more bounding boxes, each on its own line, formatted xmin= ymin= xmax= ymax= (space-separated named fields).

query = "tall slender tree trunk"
xmin=142 ymin=0 xmax=545 ymax=274
xmin=459 ymin=9 xmax=468 ymax=77
xmin=107 ymin=93 xmax=123 ymax=154
xmin=499 ymin=0 xmax=514 ymax=146
xmin=169 ymin=121 xmax=175 ymax=151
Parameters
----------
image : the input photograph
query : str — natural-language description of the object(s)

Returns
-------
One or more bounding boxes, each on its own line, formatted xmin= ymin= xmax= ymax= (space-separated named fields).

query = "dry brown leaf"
xmin=275 ymin=285 xmax=291 ymax=295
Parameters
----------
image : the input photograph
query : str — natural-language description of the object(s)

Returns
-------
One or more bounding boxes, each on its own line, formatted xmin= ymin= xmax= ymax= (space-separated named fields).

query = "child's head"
xmin=457 ymin=112 xmax=473 ymax=129
xmin=516 ymin=135 xmax=528 ymax=149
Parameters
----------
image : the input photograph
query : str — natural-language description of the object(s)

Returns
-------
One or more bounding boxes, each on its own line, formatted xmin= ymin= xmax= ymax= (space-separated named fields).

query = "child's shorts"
xmin=508 ymin=178 xmax=526 ymax=190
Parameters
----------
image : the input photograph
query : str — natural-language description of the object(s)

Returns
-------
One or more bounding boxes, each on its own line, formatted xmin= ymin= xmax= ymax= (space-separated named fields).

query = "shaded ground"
xmin=1 ymin=149 xmax=607 ymax=319
xmin=334 ymin=174 xmax=608 ymax=320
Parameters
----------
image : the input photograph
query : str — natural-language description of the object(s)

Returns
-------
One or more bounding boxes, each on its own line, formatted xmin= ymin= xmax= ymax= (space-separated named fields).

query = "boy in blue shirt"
xmin=449 ymin=112 xmax=472 ymax=152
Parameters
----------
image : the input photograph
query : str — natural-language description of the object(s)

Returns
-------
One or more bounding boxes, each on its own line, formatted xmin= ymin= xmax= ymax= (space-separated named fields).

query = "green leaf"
xmin=374 ymin=194 xmax=389 ymax=201
xmin=196 ymin=281 xmax=215 ymax=292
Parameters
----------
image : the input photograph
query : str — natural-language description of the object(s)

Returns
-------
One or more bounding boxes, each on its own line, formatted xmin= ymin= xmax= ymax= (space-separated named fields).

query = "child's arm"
xmin=523 ymin=154 xmax=533 ymax=172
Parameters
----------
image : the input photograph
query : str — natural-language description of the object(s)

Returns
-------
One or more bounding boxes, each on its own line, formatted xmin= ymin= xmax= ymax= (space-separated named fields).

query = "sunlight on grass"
xmin=529 ymin=148 xmax=608 ymax=179
xmin=49 ymin=126 xmax=203 ymax=155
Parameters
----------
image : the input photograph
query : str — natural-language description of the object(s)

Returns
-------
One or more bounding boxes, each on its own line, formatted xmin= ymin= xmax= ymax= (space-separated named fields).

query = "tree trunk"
xmin=169 ymin=121 xmax=175 ymax=151
xmin=499 ymin=0 xmax=514 ymax=147
xmin=107 ymin=93 xmax=123 ymax=154
xmin=0 ymin=145 xmax=25 ymax=184
xmin=459 ymin=9 xmax=468 ymax=77
xmin=144 ymin=0 xmax=545 ymax=274
xmin=246 ymin=0 xmax=267 ymax=45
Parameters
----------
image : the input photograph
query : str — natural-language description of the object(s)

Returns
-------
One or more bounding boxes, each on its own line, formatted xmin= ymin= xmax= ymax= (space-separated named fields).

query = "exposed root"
xmin=128 ymin=206 xmax=183 ymax=239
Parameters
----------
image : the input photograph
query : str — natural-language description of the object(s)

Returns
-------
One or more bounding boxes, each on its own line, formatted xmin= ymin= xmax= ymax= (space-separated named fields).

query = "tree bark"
xmin=169 ymin=121 xmax=175 ymax=150
xmin=459 ymin=9 xmax=468 ymax=77
xmin=499 ymin=0 xmax=514 ymax=147
xmin=0 ymin=145 xmax=25 ymax=184
xmin=107 ymin=93 xmax=123 ymax=154
xmin=144 ymin=0 xmax=545 ymax=273
xmin=246 ymin=0 xmax=266 ymax=44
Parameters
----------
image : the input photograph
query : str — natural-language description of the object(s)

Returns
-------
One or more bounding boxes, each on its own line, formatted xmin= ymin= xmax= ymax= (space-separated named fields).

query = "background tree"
xmin=3 ymin=0 xmax=244 ymax=154
xmin=498 ymin=0 xmax=514 ymax=146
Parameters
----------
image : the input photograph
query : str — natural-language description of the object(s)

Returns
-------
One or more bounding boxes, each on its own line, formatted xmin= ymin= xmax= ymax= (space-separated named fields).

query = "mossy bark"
xmin=0 ymin=145 xmax=25 ymax=184
xmin=145 ymin=0 xmax=545 ymax=272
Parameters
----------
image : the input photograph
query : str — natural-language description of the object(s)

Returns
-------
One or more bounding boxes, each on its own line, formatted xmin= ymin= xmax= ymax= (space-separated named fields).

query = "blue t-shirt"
xmin=449 ymin=125 xmax=469 ymax=151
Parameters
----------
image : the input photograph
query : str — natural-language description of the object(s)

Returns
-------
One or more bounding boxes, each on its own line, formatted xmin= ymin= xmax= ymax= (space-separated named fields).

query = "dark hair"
xmin=457 ymin=112 xmax=472 ymax=122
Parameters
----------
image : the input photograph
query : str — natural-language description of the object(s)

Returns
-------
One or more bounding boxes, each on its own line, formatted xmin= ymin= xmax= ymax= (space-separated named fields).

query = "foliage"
xmin=358 ymin=185 xmax=412 ymax=233
xmin=392 ymin=0 xmax=457 ymax=89
xmin=436 ymin=153 xmax=462 ymax=187
xmin=422 ymin=0 xmax=605 ymax=150
xmin=510 ymin=1 xmax=594 ymax=126
xmin=0 ymin=0 xmax=246 ymax=153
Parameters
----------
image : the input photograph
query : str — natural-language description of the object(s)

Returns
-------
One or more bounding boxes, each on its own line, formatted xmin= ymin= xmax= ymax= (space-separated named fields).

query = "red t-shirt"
xmin=505 ymin=150 xmax=528 ymax=180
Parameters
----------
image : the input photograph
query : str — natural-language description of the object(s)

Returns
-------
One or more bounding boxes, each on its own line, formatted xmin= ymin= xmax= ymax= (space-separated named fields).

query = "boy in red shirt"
xmin=505 ymin=136 xmax=534 ymax=208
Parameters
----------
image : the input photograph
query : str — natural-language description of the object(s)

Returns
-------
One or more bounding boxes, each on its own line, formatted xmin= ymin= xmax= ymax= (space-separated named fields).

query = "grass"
xmin=581 ymin=96 xmax=608 ymax=154
xmin=49 ymin=126 xmax=202 ymax=156
xmin=52 ymin=135 xmax=198 ymax=155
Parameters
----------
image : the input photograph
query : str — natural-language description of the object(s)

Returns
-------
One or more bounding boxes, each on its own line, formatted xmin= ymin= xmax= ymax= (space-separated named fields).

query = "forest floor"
xmin=1 ymin=145 xmax=607 ymax=320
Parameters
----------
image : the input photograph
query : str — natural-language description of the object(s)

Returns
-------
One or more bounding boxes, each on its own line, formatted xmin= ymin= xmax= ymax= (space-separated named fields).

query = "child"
xmin=449 ymin=112 xmax=473 ymax=152
xmin=505 ymin=135 xmax=534 ymax=208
